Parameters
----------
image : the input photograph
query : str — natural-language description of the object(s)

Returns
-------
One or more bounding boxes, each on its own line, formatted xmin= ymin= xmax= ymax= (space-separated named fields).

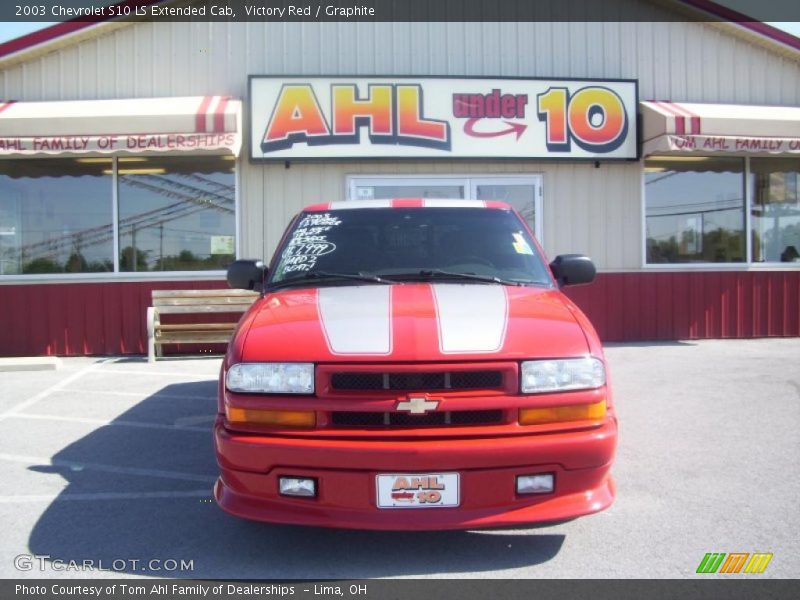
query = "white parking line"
xmin=6 ymin=413 xmax=210 ymax=433
xmin=0 ymin=490 xmax=212 ymax=503
xmin=0 ymin=359 xmax=112 ymax=422
xmin=0 ymin=452 xmax=217 ymax=483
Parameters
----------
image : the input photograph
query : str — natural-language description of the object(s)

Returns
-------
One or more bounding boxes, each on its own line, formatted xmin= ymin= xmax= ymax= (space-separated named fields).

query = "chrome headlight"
xmin=520 ymin=358 xmax=605 ymax=393
xmin=226 ymin=363 xmax=314 ymax=394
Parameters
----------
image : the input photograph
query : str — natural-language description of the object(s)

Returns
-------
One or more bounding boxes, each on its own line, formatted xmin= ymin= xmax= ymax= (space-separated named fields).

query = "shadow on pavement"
xmin=28 ymin=380 xmax=565 ymax=578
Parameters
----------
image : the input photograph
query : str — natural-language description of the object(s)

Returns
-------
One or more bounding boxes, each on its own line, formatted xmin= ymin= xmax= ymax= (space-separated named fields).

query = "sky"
xmin=0 ymin=23 xmax=57 ymax=43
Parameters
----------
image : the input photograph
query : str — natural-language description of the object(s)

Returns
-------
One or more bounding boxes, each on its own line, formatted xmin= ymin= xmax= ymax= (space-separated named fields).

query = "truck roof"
xmin=303 ymin=199 xmax=512 ymax=212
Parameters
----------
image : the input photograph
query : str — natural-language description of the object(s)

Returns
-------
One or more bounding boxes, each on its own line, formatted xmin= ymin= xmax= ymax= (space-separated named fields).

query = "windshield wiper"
xmin=383 ymin=269 xmax=525 ymax=286
xmin=269 ymin=270 xmax=394 ymax=290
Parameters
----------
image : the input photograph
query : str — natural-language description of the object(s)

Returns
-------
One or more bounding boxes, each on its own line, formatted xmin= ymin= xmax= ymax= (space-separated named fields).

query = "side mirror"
xmin=227 ymin=259 xmax=267 ymax=291
xmin=549 ymin=254 xmax=596 ymax=287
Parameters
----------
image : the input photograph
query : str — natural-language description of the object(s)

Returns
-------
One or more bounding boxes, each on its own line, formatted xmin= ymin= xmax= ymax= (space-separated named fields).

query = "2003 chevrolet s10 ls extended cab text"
xmin=214 ymin=199 xmax=617 ymax=529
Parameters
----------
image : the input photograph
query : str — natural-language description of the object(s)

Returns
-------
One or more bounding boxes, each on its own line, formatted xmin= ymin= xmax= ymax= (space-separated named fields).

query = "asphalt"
xmin=0 ymin=339 xmax=797 ymax=579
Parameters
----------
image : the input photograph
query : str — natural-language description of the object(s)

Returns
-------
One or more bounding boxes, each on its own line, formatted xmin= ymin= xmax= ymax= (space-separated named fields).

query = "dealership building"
xmin=0 ymin=0 xmax=799 ymax=357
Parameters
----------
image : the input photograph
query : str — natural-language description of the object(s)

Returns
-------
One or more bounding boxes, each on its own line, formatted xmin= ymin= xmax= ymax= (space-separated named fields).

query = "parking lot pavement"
xmin=0 ymin=339 xmax=798 ymax=579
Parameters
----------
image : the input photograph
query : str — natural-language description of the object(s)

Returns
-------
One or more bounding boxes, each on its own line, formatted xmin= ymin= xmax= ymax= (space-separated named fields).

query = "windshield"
xmin=268 ymin=208 xmax=552 ymax=287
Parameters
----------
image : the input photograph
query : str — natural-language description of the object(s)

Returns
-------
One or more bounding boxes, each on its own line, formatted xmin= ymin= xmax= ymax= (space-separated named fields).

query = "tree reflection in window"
xmin=117 ymin=155 xmax=236 ymax=272
xmin=0 ymin=158 xmax=114 ymax=275
xmin=645 ymin=157 xmax=745 ymax=264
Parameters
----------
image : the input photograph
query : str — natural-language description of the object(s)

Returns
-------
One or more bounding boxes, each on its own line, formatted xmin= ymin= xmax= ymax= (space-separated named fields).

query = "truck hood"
xmin=240 ymin=283 xmax=588 ymax=363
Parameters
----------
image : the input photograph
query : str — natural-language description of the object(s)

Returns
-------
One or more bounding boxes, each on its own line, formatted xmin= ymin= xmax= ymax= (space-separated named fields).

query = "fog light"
xmin=279 ymin=477 xmax=317 ymax=498
xmin=516 ymin=473 xmax=554 ymax=495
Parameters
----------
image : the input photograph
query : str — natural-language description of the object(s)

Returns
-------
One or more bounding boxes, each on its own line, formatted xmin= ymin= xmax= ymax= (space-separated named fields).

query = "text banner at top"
xmin=3 ymin=0 xmax=800 ymax=23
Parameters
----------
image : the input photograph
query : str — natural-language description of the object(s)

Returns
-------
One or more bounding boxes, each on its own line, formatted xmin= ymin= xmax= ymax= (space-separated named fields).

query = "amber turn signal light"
xmin=519 ymin=400 xmax=606 ymax=425
xmin=226 ymin=407 xmax=316 ymax=428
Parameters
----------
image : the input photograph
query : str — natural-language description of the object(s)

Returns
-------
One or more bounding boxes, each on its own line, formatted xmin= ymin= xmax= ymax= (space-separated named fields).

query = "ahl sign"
xmin=249 ymin=76 xmax=638 ymax=161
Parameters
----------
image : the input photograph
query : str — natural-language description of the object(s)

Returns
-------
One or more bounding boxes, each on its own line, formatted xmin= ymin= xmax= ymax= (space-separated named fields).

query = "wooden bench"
xmin=147 ymin=289 xmax=259 ymax=363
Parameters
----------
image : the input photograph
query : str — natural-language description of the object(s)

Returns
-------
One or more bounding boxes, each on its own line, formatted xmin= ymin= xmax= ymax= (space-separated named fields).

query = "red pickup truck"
xmin=215 ymin=199 xmax=617 ymax=529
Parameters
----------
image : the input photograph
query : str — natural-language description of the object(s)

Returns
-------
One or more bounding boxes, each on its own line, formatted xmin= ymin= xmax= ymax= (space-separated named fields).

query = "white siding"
xmin=1 ymin=12 xmax=798 ymax=269
xmin=4 ymin=19 xmax=797 ymax=105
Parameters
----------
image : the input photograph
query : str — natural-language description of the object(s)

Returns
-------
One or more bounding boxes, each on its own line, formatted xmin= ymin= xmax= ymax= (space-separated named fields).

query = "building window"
xmin=117 ymin=156 xmax=235 ymax=272
xmin=0 ymin=158 xmax=114 ymax=275
xmin=0 ymin=155 xmax=235 ymax=278
xmin=750 ymin=158 xmax=800 ymax=263
xmin=348 ymin=175 xmax=543 ymax=242
xmin=645 ymin=157 xmax=746 ymax=264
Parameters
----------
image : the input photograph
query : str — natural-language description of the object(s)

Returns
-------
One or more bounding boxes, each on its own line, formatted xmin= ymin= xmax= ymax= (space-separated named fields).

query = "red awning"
xmin=0 ymin=95 xmax=241 ymax=157
xmin=641 ymin=100 xmax=800 ymax=156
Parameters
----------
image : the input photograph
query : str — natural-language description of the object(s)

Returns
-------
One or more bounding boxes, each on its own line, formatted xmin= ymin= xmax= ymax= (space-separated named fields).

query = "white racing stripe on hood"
xmin=432 ymin=284 xmax=508 ymax=354
xmin=317 ymin=286 xmax=393 ymax=355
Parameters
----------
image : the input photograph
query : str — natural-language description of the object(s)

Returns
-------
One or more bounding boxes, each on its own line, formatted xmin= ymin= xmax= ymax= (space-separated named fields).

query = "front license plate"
xmin=376 ymin=473 xmax=460 ymax=508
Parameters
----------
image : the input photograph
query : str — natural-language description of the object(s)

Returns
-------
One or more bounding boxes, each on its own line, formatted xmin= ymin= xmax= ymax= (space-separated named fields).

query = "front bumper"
xmin=214 ymin=417 xmax=617 ymax=530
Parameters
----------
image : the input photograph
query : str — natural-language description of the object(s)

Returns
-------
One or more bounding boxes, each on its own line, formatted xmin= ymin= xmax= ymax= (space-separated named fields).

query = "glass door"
xmin=348 ymin=175 xmax=543 ymax=242
xmin=471 ymin=177 xmax=542 ymax=242
xmin=349 ymin=178 xmax=465 ymax=202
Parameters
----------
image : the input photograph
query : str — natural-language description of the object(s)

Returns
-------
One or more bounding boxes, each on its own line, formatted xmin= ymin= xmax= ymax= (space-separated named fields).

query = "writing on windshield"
xmin=271 ymin=208 xmax=551 ymax=286
xmin=281 ymin=213 xmax=342 ymax=275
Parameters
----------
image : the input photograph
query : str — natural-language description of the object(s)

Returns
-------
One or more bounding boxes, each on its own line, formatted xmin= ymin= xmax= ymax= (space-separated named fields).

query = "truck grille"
xmin=330 ymin=409 xmax=504 ymax=428
xmin=330 ymin=370 xmax=503 ymax=391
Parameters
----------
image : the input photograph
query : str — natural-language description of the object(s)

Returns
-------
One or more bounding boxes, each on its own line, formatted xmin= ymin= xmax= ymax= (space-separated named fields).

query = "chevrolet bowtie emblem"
xmin=395 ymin=396 xmax=440 ymax=414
